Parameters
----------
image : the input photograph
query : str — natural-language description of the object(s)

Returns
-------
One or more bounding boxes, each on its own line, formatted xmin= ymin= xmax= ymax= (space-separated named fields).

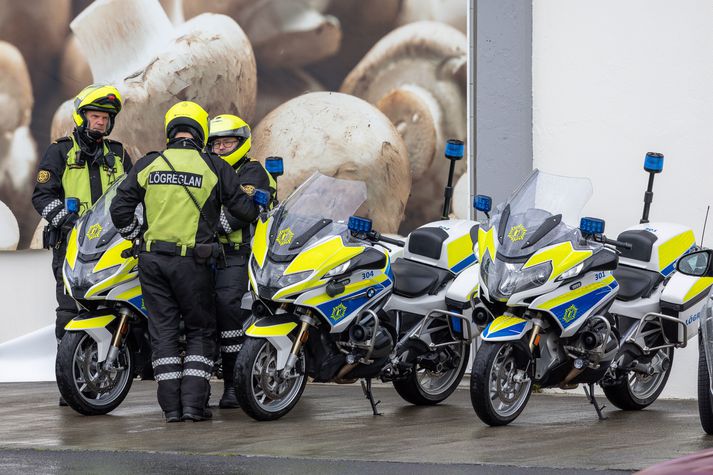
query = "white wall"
xmin=0 ymin=250 xmax=56 ymax=344
xmin=533 ymin=0 xmax=713 ymax=398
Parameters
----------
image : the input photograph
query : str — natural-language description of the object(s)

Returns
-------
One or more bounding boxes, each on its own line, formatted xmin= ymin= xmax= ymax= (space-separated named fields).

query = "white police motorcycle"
xmin=674 ymin=249 xmax=713 ymax=434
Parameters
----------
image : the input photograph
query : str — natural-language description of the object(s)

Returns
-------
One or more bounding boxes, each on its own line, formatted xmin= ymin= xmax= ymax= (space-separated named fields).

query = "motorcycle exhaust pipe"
xmin=334 ymin=363 xmax=359 ymax=384
xmin=560 ymin=358 xmax=587 ymax=389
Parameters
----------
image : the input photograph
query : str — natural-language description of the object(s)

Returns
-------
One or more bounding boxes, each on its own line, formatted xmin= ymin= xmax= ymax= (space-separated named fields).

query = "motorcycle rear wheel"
xmin=603 ymin=347 xmax=673 ymax=410
xmin=234 ymin=337 xmax=307 ymax=421
xmin=393 ymin=342 xmax=470 ymax=405
xmin=56 ymin=331 xmax=134 ymax=415
xmin=470 ymin=341 xmax=532 ymax=426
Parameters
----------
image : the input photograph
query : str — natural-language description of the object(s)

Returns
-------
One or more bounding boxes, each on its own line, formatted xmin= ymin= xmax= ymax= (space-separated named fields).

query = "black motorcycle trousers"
xmin=215 ymin=252 xmax=250 ymax=384
xmin=138 ymin=252 xmax=217 ymax=413
xmin=51 ymin=241 xmax=79 ymax=340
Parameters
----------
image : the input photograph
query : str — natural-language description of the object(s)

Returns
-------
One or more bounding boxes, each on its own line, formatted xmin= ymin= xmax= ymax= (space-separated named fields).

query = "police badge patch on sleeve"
xmin=37 ymin=170 xmax=51 ymax=183
xmin=241 ymin=184 xmax=256 ymax=196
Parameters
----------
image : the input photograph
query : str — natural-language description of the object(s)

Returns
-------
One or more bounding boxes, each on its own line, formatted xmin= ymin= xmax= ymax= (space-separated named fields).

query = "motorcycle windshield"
xmin=267 ymin=173 xmax=368 ymax=259
xmin=76 ymin=177 xmax=143 ymax=259
xmin=488 ymin=169 xmax=593 ymax=259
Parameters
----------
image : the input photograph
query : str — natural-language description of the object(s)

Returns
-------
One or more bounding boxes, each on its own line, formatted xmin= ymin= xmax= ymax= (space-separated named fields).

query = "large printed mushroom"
xmin=251 ymin=92 xmax=411 ymax=233
xmin=0 ymin=0 xmax=71 ymax=90
xmin=182 ymin=0 xmax=341 ymax=69
xmin=0 ymin=200 xmax=19 ymax=251
xmin=395 ymin=0 xmax=467 ymax=33
xmin=341 ymin=21 xmax=467 ymax=232
xmin=0 ymin=41 xmax=39 ymax=248
xmin=51 ymin=0 xmax=257 ymax=159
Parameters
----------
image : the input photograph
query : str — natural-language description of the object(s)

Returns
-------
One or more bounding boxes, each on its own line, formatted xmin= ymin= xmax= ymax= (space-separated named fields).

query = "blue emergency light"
xmin=253 ymin=189 xmax=270 ymax=208
xmin=445 ymin=139 xmax=464 ymax=160
xmin=474 ymin=195 xmax=492 ymax=213
xmin=348 ymin=215 xmax=372 ymax=234
xmin=65 ymin=197 xmax=80 ymax=214
xmin=644 ymin=152 xmax=664 ymax=173
xmin=580 ymin=217 xmax=605 ymax=235
xmin=265 ymin=156 xmax=284 ymax=177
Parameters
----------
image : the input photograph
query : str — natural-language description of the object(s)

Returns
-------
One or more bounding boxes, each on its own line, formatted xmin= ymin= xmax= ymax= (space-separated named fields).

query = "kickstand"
xmin=583 ymin=382 xmax=607 ymax=420
xmin=360 ymin=378 xmax=382 ymax=416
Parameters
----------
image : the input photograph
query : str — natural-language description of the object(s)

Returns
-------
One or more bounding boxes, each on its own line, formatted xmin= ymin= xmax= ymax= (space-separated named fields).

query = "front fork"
xmin=281 ymin=312 xmax=315 ymax=378
xmin=103 ymin=308 xmax=131 ymax=371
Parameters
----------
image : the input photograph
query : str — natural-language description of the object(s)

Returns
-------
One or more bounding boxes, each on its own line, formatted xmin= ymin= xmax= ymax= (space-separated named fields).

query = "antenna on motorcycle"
xmin=441 ymin=139 xmax=464 ymax=220
xmin=640 ymin=152 xmax=664 ymax=224
xmin=702 ymin=205 xmax=711 ymax=248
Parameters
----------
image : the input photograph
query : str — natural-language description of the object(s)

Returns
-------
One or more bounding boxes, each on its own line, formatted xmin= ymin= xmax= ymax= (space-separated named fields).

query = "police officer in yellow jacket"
xmin=110 ymin=102 xmax=259 ymax=422
xmin=32 ymin=84 xmax=131 ymax=343
xmin=207 ymin=114 xmax=275 ymax=408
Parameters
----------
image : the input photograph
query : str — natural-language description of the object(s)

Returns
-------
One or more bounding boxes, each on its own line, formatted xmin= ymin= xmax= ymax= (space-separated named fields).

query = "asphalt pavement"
xmin=0 ymin=380 xmax=710 ymax=474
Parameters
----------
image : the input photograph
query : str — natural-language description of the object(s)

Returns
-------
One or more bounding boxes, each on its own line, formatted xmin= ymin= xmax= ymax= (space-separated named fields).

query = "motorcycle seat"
xmin=391 ymin=258 xmax=454 ymax=298
xmin=613 ymin=264 xmax=663 ymax=301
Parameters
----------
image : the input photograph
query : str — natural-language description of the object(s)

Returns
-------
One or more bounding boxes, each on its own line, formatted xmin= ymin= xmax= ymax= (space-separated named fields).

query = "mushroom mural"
xmin=0 ymin=41 xmax=39 ymax=248
xmin=0 ymin=200 xmax=19 ymax=251
xmin=51 ymin=0 xmax=257 ymax=160
xmin=251 ymin=92 xmax=411 ymax=233
xmin=3 ymin=0 xmax=469 ymax=249
xmin=341 ymin=21 xmax=468 ymax=232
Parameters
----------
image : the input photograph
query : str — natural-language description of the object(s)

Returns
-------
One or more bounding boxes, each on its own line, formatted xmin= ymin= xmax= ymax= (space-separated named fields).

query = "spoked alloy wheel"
xmin=56 ymin=331 xmax=134 ymax=415
xmin=470 ymin=341 xmax=532 ymax=426
xmin=234 ymin=337 xmax=307 ymax=421
xmin=603 ymin=347 xmax=673 ymax=410
xmin=393 ymin=341 xmax=470 ymax=405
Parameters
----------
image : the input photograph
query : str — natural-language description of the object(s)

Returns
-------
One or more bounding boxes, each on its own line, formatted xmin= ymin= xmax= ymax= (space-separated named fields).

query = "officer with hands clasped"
xmin=207 ymin=114 xmax=275 ymax=408
xmin=32 ymin=84 xmax=131 ymax=407
xmin=109 ymin=101 xmax=259 ymax=422
xmin=33 ymin=84 xmax=131 ymax=343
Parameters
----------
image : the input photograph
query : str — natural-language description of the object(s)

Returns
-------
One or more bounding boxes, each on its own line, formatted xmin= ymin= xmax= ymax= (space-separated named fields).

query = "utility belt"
xmin=142 ymin=240 xmax=221 ymax=265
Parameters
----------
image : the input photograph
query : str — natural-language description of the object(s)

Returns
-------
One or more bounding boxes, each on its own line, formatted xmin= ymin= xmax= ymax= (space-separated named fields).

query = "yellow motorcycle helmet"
xmin=164 ymin=101 xmax=209 ymax=148
xmin=208 ymin=114 xmax=251 ymax=167
xmin=72 ymin=84 xmax=122 ymax=135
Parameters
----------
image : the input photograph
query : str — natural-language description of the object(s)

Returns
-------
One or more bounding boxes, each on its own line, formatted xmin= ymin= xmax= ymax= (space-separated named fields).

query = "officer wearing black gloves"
xmin=32 ymin=84 xmax=131 ymax=345
xmin=207 ymin=114 xmax=275 ymax=408
xmin=110 ymin=101 xmax=259 ymax=423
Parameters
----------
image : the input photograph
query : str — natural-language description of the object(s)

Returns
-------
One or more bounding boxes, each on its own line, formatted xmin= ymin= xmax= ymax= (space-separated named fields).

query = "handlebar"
xmin=351 ymin=230 xmax=406 ymax=247
xmin=603 ymin=237 xmax=632 ymax=250
xmin=374 ymin=233 xmax=406 ymax=248
xmin=587 ymin=233 xmax=632 ymax=250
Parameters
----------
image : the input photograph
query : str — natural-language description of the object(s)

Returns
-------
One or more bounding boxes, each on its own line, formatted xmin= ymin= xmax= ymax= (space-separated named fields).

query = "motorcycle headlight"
xmin=325 ymin=259 xmax=352 ymax=278
xmin=276 ymin=270 xmax=311 ymax=287
xmin=555 ymin=262 xmax=584 ymax=282
xmin=498 ymin=261 xmax=552 ymax=297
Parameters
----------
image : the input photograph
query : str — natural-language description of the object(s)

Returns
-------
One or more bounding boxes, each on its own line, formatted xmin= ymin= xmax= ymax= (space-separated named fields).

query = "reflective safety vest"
xmin=137 ymin=148 xmax=219 ymax=249
xmin=220 ymin=159 xmax=276 ymax=247
xmin=61 ymin=135 xmax=125 ymax=215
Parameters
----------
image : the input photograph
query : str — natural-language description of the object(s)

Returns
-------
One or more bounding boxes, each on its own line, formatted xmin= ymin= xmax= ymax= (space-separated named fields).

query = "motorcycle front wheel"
xmin=393 ymin=341 xmax=470 ymax=405
xmin=234 ymin=337 xmax=307 ymax=421
xmin=470 ymin=341 xmax=532 ymax=426
xmin=55 ymin=331 xmax=134 ymax=415
xmin=603 ymin=347 xmax=673 ymax=410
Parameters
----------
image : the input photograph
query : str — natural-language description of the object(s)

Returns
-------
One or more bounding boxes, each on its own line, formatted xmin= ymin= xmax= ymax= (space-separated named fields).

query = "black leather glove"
xmin=60 ymin=213 xmax=79 ymax=236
